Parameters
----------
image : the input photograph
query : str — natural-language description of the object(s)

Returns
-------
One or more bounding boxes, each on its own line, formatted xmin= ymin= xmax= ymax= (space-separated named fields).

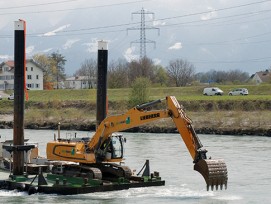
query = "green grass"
xmin=24 ymin=84 xmax=271 ymax=102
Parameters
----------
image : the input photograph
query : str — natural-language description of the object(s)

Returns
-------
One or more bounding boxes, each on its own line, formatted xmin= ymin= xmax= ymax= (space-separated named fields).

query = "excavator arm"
xmin=166 ymin=96 xmax=228 ymax=190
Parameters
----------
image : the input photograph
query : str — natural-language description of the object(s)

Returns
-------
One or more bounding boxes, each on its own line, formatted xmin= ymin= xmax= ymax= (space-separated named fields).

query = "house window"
xmin=31 ymin=67 xmax=33 ymax=71
xmin=27 ymin=75 xmax=32 ymax=80
xmin=26 ymin=67 xmax=28 ymax=71
xmin=36 ymin=75 xmax=39 ymax=79
xmin=27 ymin=84 xmax=32 ymax=88
xmin=36 ymin=84 xmax=39 ymax=88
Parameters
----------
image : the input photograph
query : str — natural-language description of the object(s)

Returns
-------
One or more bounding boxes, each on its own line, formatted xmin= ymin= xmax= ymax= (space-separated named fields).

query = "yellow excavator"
xmin=46 ymin=96 xmax=228 ymax=190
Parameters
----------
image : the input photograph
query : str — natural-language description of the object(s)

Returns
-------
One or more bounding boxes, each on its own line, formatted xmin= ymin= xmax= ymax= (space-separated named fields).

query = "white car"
xmin=8 ymin=93 xmax=14 ymax=100
xmin=228 ymin=88 xmax=248 ymax=96
xmin=203 ymin=87 xmax=224 ymax=96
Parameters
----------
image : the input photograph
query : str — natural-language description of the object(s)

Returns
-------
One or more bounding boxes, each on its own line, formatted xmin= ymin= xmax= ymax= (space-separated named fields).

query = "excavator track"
xmin=51 ymin=163 xmax=102 ymax=180
xmin=194 ymin=159 xmax=228 ymax=191
xmin=91 ymin=163 xmax=132 ymax=181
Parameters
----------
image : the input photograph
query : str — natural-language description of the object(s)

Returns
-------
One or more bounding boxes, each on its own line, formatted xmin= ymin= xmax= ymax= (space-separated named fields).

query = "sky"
xmin=0 ymin=0 xmax=271 ymax=76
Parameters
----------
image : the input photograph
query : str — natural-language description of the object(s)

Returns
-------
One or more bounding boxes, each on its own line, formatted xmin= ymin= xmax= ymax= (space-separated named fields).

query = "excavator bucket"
xmin=194 ymin=159 xmax=228 ymax=191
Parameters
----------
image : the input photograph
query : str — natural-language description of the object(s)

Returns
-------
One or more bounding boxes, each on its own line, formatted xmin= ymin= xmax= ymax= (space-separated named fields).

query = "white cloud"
xmin=168 ymin=42 xmax=182 ymax=50
xmin=63 ymin=39 xmax=80 ymax=50
xmin=0 ymin=55 xmax=11 ymax=60
xmin=83 ymin=39 xmax=110 ymax=53
xmin=43 ymin=24 xmax=71 ymax=36
xmin=83 ymin=38 xmax=98 ymax=53
xmin=153 ymin=58 xmax=161 ymax=65
xmin=153 ymin=20 xmax=166 ymax=26
xmin=42 ymin=48 xmax=53 ymax=53
xmin=26 ymin=45 xmax=35 ymax=54
xmin=200 ymin=7 xmax=217 ymax=20
xmin=200 ymin=47 xmax=216 ymax=58
xmin=123 ymin=47 xmax=139 ymax=62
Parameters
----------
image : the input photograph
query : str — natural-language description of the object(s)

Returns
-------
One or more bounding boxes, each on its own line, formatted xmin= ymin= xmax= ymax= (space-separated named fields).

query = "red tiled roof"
xmin=5 ymin=60 xmax=14 ymax=68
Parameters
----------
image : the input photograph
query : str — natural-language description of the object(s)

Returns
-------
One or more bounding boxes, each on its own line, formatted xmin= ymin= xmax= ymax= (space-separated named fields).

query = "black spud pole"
xmin=96 ymin=41 xmax=108 ymax=128
xmin=13 ymin=20 xmax=26 ymax=175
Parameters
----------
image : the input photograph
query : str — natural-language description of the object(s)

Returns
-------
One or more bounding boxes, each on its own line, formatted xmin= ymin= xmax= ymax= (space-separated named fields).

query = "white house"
xmin=0 ymin=59 xmax=44 ymax=90
xmin=64 ymin=76 xmax=96 ymax=89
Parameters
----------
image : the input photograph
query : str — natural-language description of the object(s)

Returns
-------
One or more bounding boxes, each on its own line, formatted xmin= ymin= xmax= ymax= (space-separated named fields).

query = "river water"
xmin=0 ymin=129 xmax=270 ymax=204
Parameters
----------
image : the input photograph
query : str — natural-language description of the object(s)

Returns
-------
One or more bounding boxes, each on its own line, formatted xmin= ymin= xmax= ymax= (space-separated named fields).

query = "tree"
xmin=108 ymin=59 xmax=129 ymax=88
xmin=49 ymin=52 xmax=66 ymax=89
xmin=167 ymin=59 xmax=195 ymax=87
xmin=128 ymin=77 xmax=151 ymax=108
xmin=74 ymin=59 xmax=97 ymax=89
xmin=128 ymin=57 xmax=155 ymax=83
xmin=196 ymin=69 xmax=249 ymax=84
xmin=33 ymin=53 xmax=55 ymax=89
xmin=153 ymin=65 xmax=168 ymax=86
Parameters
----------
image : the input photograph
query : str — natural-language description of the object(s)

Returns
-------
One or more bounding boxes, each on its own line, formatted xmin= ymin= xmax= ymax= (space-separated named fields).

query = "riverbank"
xmin=1 ymin=111 xmax=270 ymax=136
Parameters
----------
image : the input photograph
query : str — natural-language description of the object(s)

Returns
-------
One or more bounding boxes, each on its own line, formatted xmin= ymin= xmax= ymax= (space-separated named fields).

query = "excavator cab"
xmin=97 ymin=134 xmax=125 ymax=162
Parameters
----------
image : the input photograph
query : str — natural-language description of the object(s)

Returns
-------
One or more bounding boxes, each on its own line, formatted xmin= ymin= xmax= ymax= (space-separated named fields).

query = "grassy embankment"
xmin=0 ymin=84 xmax=271 ymax=134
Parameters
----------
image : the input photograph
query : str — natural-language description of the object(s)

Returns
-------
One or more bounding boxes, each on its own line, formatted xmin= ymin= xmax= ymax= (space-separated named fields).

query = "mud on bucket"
xmin=194 ymin=159 xmax=228 ymax=191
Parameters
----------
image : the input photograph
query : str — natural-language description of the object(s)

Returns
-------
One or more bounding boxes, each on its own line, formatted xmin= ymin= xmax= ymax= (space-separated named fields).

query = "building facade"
xmin=0 ymin=59 xmax=44 ymax=90
xmin=64 ymin=76 xmax=96 ymax=89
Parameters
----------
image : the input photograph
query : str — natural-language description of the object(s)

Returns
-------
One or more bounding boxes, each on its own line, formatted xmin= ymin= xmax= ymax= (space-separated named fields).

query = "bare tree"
xmin=128 ymin=57 xmax=155 ymax=83
xmin=167 ymin=59 xmax=195 ymax=87
xmin=108 ymin=59 xmax=129 ymax=88
xmin=74 ymin=59 xmax=97 ymax=89
xmin=196 ymin=69 xmax=249 ymax=84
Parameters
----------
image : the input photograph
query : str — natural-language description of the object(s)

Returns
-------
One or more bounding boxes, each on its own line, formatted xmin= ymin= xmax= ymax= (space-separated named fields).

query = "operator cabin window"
xmin=27 ymin=75 xmax=32 ymax=80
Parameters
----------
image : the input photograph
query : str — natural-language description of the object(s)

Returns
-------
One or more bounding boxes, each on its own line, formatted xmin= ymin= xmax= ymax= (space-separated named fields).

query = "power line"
xmin=1 ymin=1 xmax=270 ymax=35
xmin=154 ymin=0 xmax=271 ymax=22
xmin=192 ymin=56 xmax=271 ymax=64
xmin=0 ymin=0 xmax=79 ymax=10
xmin=0 ymin=0 xmax=271 ymax=49
xmin=0 ymin=0 xmax=153 ymax=15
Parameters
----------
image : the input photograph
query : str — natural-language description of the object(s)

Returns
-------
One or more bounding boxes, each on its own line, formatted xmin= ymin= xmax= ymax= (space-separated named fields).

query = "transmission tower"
xmin=127 ymin=8 xmax=159 ymax=59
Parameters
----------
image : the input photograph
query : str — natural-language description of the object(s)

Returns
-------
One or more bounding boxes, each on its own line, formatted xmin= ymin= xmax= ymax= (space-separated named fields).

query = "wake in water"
xmin=0 ymin=189 xmax=27 ymax=196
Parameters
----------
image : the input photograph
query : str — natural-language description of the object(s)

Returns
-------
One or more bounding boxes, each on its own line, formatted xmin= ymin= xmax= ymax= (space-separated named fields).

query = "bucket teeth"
xmin=194 ymin=159 xmax=228 ymax=191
